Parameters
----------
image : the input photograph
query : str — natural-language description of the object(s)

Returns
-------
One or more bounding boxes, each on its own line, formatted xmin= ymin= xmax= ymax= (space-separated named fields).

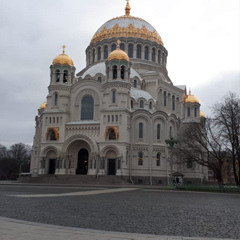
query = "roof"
xmin=130 ymin=87 xmax=156 ymax=102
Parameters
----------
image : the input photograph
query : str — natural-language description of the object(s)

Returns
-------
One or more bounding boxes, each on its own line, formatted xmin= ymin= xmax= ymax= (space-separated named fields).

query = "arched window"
xmin=164 ymin=91 xmax=167 ymax=106
xmin=104 ymin=45 xmax=108 ymax=59
xmin=187 ymin=107 xmax=191 ymax=117
xmin=138 ymin=152 xmax=143 ymax=165
xmin=128 ymin=44 xmax=133 ymax=58
xmin=121 ymin=66 xmax=125 ymax=79
xmin=139 ymin=122 xmax=143 ymax=138
xmin=133 ymin=79 xmax=137 ymax=88
xmin=158 ymin=50 xmax=161 ymax=64
xmin=149 ymin=101 xmax=152 ymax=110
xmin=144 ymin=46 xmax=149 ymax=60
xmin=97 ymin=76 xmax=102 ymax=83
xmin=63 ymin=70 xmax=68 ymax=83
xmin=194 ymin=107 xmax=197 ymax=117
xmin=156 ymin=152 xmax=160 ymax=166
xmin=113 ymin=65 xmax=117 ymax=79
xmin=131 ymin=100 xmax=133 ymax=108
xmin=56 ymin=70 xmax=60 ymax=82
xmin=140 ymin=100 xmax=144 ymax=108
xmin=92 ymin=49 xmax=95 ymax=63
xmin=172 ymin=95 xmax=175 ymax=110
xmin=120 ymin=43 xmax=125 ymax=51
xmin=137 ymin=45 xmax=142 ymax=59
xmin=81 ymin=95 xmax=94 ymax=120
xmin=157 ymin=124 xmax=161 ymax=140
xmin=97 ymin=47 xmax=101 ymax=61
xmin=111 ymin=44 xmax=116 ymax=51
xmin=152 ymin=48 xmax=156 ymax=62
xmin=170 ymin=126 xmax=172 ymax=138
xmin=109 ymin=129 xmax=116 ymax=140
xmin=54 ymin=93 xmax=58 ymax=106
xmin=112 ymin=90 xmax=116 ymax=103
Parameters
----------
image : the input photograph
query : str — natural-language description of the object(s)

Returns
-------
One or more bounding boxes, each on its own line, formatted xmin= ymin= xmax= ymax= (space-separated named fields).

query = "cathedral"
xmin=30 ymin=1 xmax=207 ymax=185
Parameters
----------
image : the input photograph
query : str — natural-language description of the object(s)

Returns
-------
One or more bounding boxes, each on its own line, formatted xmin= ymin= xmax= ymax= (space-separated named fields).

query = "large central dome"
xmin=90 ymin=1 xmax=163 ymax=46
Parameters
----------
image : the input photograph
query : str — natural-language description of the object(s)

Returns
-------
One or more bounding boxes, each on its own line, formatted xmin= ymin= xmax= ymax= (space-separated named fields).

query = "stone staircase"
xmin=19 ymin=175 xmax=131 ymax=185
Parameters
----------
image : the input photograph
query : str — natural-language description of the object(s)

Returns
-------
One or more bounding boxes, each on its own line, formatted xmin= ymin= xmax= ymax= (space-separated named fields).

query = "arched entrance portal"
xmin=106 ymin=150 xmax=117 ymax=175
xmin=76 ymin=149 xmax=89 ymax=175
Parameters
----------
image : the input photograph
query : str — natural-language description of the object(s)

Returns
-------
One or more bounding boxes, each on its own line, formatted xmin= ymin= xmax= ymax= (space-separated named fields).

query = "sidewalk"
xmin=0 ymin=217 xmax=235 ymax=240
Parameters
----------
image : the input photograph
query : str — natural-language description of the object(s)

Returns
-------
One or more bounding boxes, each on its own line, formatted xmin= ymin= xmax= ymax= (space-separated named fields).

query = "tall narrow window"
xmin=149 ymin=102 xmax=152 ymax=110
xmin=56 ymin=70 xmax=60 ymax=82
xmin=121 ymin=66 xmax=125 ymax=79
xmin=137 ymin=45 xmax=142 ymax=59
xmin=139 ymin=122 xmax=143 ymax=138
xmin=120 ymin=43 xmax=125 ymax=51
xmin=140 ymin=100 xmax=144 ymax=108
xmin=133 ymin=80 xmax=137 ymax=88
xmin=81 ymin=95 xmax=94 ymax=120
xmin=128 ymin=43 xmax=133 ymax=58
xmin=97 ymin=47 xmax=101 ymax=60
xmin=144 ymin=46 xmax=149 ymax=60
xmin=164 ymin=91 xmax=167 ymax=106
xmin=172 ymin=95 xmax=175 ymax=110
xmin=152 ymin=48 xmax=156 ymax=62
xmin=187 ymin=107 xmax=191 ymax=117
xmin=157 ymin=124 xmax=161 ymax=140
xmin=98 ymin=76 xmax=102 ymax=83
xmin=54 ymin=93 xmax=58 ymax=106
xmin=104 ymin=45 xmax=108 ymax=59
xmin=113 ymin=65 xmax=117 ymax=79
xmin=111 ymin=44 xmax=116 ymax=51
xmin=112 ymin=90 xmax=116 ymax=103
xmin=194 ymin=107 xmax=197 ymax=117
xmin=158 ymin=50 xmax=161 ymax=64
xmin=170 ymin=126 xmax=172 ymax=138
xmin=92 ymin=49 xmax=95 ymax=63
xmin=63 ymin=70 xmax=68 ymax=83
xmin=156 ymin=152 xmax=160 ymax=166
xmin=138 ymin=152 xmax=143 ymax=166
xmin=131 ymin=100 xmax=133 ymax=108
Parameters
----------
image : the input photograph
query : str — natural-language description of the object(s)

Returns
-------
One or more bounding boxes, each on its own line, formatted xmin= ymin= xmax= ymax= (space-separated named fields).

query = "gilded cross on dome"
xmin=62 ymin=45 xmax=66 ymax=54
xmin=125 ymin=0 xmax=131 ymax=16
xmin=117 ymin=39 xmax=121 ymax=49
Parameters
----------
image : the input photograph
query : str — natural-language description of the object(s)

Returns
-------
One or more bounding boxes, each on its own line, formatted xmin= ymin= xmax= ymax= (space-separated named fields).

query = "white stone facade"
xmin=30 ymin=4 xmax=208 ymax=185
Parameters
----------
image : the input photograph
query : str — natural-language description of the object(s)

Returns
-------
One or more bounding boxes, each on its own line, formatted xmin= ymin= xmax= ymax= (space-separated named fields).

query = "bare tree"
xmin=212 ymin=92 xmax=240 ymax=185
xmin=9 ymin=143 xmax=31 ymax=165
xmin=175 ymin=119 xmax=227 ymax=186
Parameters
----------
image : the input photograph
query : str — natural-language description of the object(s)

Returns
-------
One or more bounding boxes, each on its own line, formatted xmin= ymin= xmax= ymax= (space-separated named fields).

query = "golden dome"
xmin=184 ymin=90 xmax=199 ymax=104
xmin=39 ymin=102 xmax=46 ymax=109
xmin=90 ymin=1 xmax=163 ymax=46
xmin=200 ymin=111 xmax=205 ymax=118
xmin=52 ymin=45 xmax=74 ymax=66
xmin=108 ymin=40 xmax=129 ymax=61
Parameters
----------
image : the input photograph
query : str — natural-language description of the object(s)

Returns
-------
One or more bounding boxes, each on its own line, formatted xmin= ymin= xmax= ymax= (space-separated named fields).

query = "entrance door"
xmin=49 ymin=159 xmax=56 ymax=174
xmin=108 ymin=159 xmax=116 ymax=175
xmin=76 ymin=149 xmax=89 ymax=175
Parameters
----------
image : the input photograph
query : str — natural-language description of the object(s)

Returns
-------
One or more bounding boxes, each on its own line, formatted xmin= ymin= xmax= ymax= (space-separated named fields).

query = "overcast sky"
xmin=0 ymin=0 xmax=239 ymax=148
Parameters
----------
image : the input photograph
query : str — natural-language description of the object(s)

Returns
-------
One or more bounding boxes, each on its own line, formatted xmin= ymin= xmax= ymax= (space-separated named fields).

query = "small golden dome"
xmin=200 ymin=111 xmax=205 ymax=118
xmin=108 ymin=40 xmax=129 ymax=61
xmin=52 ymin=45 xmax=74 ymax=66
xmin=39 ymin=102 xmax=46 ymax=109
xmin=184 ymin=90 xmax=199 ymax=104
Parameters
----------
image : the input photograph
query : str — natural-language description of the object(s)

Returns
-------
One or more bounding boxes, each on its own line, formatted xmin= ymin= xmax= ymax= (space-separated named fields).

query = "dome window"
xmin=131 ymin=100 xmax=133 ymax=108
xmin=152 ymin=48 xmax=156 ymax=62
xmin=92 ymin=49 xmax=95 ymax=63
xmin=187 ymin=107 xmax=191 ymax=117
xmin=55 ymin=70 xmax=60 ymax=83
xmin=144 ymin=46 xmax=149 ymax=60
xmin=137 ymin=45 xmax=142 ymax=59
xmin=172 ymin=95 xmax=175 ymax=110
xmin=113 ymin=65 xmax=117 ymax=79
xmin=140 ymin=100 xmax=144 ymax=108
xmin=149 ymin=101 xmax=152 ymax=110
xmin=194 ymin=107 xmax=197 ymax=117
xmin=111 ymin=44 xmax=117 ymax=51
xmin=97 ymin=47 xmax=101 ymax=61
xmin=121 ymin=66 xmax=125 ymax=79
xmin=128 ymin=44 xmax=133 ymax=58
xmin=104 ymin=45 xmax=108 ymax=59
xmin=133 ymin=80 xmax=137 ymax=88
xmin=120 ymin=43 xmax=125 ymax=51
xmin=97 ymin=76 xmax=102 ymax=83
xmin=63 ymin=70 xmax=68 ymax=83
xmin=158 ymin=50 xmax=161 ymax=64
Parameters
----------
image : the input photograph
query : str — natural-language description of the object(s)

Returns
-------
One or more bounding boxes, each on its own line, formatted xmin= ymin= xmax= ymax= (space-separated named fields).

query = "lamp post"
xmin=165 ymin=137 xmax=178 ymax=188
